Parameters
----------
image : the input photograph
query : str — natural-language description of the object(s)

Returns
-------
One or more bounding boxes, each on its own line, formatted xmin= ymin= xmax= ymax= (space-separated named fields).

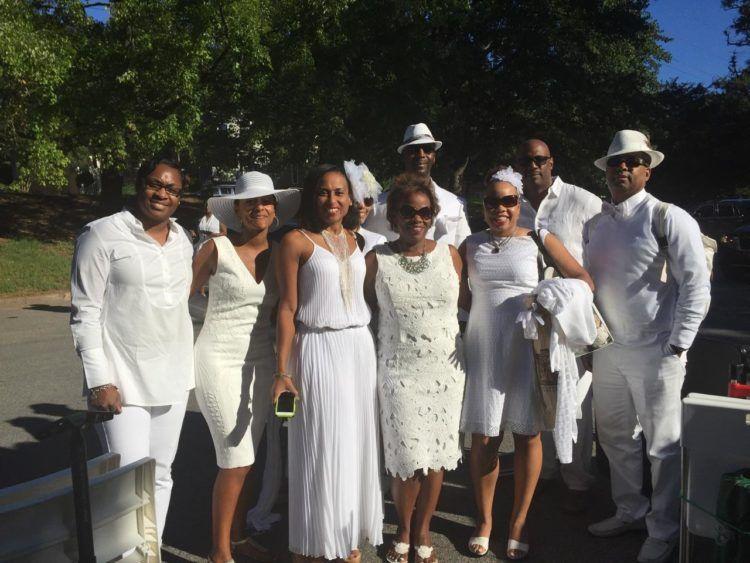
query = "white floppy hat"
xmin=397 ymin=123 xmax=443 ymax=154
xmin=208 ymin=171 xmax=300 ymax=233
xmin=594 ymin=129 xmax=665 ymax=170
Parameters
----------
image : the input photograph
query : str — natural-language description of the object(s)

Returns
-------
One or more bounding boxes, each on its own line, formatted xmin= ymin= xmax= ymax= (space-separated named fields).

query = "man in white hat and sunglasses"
xmin=365 ymin=123 xmax=472 ymax=247
xmin=583 ymin=130 xmax=711 ymax=563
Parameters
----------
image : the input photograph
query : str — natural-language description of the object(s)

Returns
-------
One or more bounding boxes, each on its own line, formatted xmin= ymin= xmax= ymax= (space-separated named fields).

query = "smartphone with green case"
xmin=275 ymin=391 xmax=297 ymax=418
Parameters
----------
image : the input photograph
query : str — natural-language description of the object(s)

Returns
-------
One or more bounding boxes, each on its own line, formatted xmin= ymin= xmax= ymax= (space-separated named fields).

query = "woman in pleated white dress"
xmin=459 ymin=167 xmax=592 ymax=560
xmin=273 ymin=164 xmax=383 ymax=562
xmin=193 ymin=172 xmax=300 ymax=563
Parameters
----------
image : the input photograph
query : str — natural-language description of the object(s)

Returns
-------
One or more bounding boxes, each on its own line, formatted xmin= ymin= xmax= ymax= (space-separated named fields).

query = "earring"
xmin=271 ymin=216 xmax=280 ymax=230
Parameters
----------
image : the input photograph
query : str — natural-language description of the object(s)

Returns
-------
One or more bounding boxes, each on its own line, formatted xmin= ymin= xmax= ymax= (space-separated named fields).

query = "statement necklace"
xmin=321 ymin=228 xmax=353 ymax=311
xmin=395 ymin=239 xmax=431 ymax=274
xmin=488 ymin=229 xmax=514 ymax=253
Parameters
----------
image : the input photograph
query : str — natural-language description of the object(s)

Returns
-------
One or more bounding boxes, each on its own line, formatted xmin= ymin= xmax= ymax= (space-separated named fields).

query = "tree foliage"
xmin=0 ymin=0 xmax=746 ymax=202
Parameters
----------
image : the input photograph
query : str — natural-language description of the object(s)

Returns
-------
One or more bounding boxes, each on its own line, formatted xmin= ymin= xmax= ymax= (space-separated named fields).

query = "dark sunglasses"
xmin=363 ymin=197 xmax=374 ymax=207
xmin=399 ymin=205 xmax=435 ymax=220
xmin=606 ymin=154 xmax=650 ymax=169
xmin=516 ymin=155 xmax=551 ymax=168
xmin=404 ymin=144 xmax=437 ymax=155
xmin=483 ymin=194 xmax=520 ymax=209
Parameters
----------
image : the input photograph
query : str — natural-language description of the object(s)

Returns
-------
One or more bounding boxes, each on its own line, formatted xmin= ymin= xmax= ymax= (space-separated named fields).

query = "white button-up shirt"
xmin=583 ymin=190 xmax=711 ymax=350
xmin=70 ymin=210 xmax=195 ymax=406
xmin=518 ymin=176 xmax=603 ymax=263
xmin=364 ymin=180 xmax=472 ymax=247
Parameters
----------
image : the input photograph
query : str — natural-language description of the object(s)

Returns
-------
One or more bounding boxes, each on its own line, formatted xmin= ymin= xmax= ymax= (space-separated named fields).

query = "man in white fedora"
xmin=515 ymin=138 xmax=602 ymax=513
xmin=364 ymin=123 xmax=472 ymax=247
xmin=583 ymin=130 xmax=711 ymax=563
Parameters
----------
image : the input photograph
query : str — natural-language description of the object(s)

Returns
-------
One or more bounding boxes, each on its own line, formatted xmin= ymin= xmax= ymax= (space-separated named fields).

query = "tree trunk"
xmin=100 ymin=167 xmax=124 ymax=213
xmin=66 ymin=165 xmax=79 ymax=196
xmin=451 ymin=156 xmax=470 ymax=197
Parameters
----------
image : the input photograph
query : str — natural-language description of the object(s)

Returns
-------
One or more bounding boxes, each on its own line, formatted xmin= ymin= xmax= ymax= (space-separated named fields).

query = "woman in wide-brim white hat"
xmin=191 ymin=171 xmax=299 ymax=563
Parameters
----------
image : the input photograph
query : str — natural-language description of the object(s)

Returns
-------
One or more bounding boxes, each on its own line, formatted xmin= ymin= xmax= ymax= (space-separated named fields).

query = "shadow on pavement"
xmin=24 ymin=304 xmax=72 ymax=314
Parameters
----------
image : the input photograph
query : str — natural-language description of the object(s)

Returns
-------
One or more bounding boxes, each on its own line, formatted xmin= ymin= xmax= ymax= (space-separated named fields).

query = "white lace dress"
xmin=460 ymin=231 xmax=545 ymax=436
xmin=194 ymin=236 xmax=276 ymax=468
xmin=374 ymin=242 xmax=466 ymax=479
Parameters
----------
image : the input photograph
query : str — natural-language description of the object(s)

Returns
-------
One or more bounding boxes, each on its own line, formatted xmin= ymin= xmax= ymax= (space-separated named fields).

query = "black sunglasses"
xmin=399 ymin=205 xmax=435 ymax=220
xmin=404 ymin=144 xmax=437 ymax=155
xmin=516 ymin=155 xmax=551 ymax=168
xmin=606 ymin=154 xmax=650 ymax=169
xmin=483 ymin=194 xmax=520 ymax=209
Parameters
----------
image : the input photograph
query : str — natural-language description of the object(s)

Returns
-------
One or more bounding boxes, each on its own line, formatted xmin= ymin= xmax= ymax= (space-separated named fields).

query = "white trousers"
xmin=541 ymin=385 xmax=595 ymax=491
xmin=99 ymin=393 xmax=188 ymax=541
xmin=593 ymin=342 xmax=685 ymax=541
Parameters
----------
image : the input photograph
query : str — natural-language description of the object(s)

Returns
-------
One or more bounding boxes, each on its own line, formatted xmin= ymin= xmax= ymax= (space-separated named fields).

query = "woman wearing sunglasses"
xmin=459 ymin=166 xmax=592 ymax=560
xmin=364 ymin=173 xmax=465 ymax=563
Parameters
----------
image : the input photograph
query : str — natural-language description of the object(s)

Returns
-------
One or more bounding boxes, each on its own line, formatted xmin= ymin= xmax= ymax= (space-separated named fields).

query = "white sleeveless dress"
xmin=374 ymin=243 xmax=466 ymax=479
xmin=194 ymin=236 xmax=276 ymax=468
xmin=288 ymin=232 xmax=383 ymax=559
xmin=460 ymin=231 xmax=546 ymax=436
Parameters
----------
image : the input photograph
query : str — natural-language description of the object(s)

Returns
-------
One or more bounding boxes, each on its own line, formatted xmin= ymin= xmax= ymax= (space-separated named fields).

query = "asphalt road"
xmin=1 ymin=280 xmax=748 ymax=562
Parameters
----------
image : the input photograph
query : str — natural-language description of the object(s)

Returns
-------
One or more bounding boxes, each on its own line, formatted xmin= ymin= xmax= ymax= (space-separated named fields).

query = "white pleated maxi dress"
xmin=288 ymin=234 xmax=383 ymax=559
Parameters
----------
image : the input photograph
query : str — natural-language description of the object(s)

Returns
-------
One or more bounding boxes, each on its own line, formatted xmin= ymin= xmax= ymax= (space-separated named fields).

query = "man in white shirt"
xmin=364 ymin=123 xmax=472 ymax=247
xmin=70 ymin=158 xmax=195 ymax=542
xmin=515 ymin=139 xmax=602 ymax=513
xmin=583 ymin=131 xmax=711 ymax=563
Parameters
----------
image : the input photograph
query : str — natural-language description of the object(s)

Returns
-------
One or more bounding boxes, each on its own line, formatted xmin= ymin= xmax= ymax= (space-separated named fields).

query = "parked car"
xmin=691 ymin=198 xmax=750 ymax=240
xmin=716 ymin=222 xmax=750 ymax=279
xmin=211 ymin=184 xmax=235 ymax=196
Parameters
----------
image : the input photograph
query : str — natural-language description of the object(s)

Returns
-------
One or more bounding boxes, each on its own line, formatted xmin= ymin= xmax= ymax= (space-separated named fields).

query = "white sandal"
xmin=468 ymin=536 xmax=490 ymax=557
xmin=415 ymin=544 xmax=437 ymax=563
xmin=506 ymin=538 xmax=529 ymax=560
xmin=385 ymin=541 xmax=409 ymax=563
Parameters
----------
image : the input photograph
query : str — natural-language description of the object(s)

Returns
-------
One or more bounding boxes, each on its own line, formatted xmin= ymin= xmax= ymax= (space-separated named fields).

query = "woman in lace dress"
xmin=364 ymin=173 xmax=465 ymax=563
xmin=273 ymin=164 xmax=383 ymax=562
xmin=192 ymin=172 xmax=300 ymax=563
xmin=459 ymin=167 xmax=592 ymax=560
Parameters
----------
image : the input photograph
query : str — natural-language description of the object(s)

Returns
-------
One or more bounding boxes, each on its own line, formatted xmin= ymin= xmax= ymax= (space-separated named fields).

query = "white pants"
xmin=541 ymin=385 xmax=595 ymax=491
xmin=99 ymin=393 xmax=188 ymax=541
xmin=593 ymin=342 xmax=685 ymax=541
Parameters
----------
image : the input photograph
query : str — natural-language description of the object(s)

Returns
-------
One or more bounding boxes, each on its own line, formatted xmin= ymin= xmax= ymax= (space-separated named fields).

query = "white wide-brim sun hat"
xmin=594 ymin=129 xmax=665 ymax=171
xmin=208 ymin=171 xmax=300 ymax=233
xmin=397 ymin=122 xmax=443 ymax=154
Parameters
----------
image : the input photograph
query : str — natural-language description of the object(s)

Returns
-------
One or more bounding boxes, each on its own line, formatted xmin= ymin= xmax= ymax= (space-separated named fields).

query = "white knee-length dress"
xmin=194 ymin=236 xmax=276 ymax=468
xmin=460 ymin=231 xmax=546 ymax=437
xmin=374 ymin=243 xmax=466 ymax=479
xmin=288 ymin=232 xmax=383 ymax=559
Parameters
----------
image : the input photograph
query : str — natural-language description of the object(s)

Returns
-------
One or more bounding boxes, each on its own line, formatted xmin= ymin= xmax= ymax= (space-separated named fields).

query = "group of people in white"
xmin=69 ymin=123 xmax=711 ymax=563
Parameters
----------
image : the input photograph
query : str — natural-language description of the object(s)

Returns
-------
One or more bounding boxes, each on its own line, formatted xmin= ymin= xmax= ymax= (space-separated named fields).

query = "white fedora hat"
xmin=594 ymin=129 xmax=665 ymax=170
xmin=208 ymin=171 xmax=300 ymax=233
xmin=397 ymin=123 xmax=443 ymax=154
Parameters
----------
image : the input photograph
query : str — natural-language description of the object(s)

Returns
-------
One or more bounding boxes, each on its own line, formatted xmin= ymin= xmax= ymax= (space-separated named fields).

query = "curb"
xmin=0 ymin=291 xmax=71 ymax=308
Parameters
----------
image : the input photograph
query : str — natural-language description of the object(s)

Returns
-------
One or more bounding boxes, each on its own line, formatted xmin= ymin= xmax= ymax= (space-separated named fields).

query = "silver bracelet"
xmin=89 ymin=384 xmax=117 ymax=400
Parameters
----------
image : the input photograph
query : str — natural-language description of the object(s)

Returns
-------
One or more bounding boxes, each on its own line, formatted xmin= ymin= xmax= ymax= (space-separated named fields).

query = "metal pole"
xmin=70 ymin=426 xmax=96 ymax=563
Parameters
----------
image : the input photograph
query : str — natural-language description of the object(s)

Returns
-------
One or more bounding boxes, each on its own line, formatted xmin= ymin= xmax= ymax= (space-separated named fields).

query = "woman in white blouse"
xmin=70 ymin=158 xmax=195 ymax=542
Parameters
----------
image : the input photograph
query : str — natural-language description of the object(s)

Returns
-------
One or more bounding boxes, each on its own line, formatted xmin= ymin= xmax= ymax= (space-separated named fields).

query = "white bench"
xmin=0 ymin=454 xmax=160 ymax=562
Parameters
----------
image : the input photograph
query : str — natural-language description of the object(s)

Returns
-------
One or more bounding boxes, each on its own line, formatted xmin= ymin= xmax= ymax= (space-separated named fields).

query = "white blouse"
xmin=70 ymin=210 xmax=195 ymax=406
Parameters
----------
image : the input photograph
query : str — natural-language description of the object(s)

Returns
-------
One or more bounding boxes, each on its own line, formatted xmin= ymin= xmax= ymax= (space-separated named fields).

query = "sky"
xmin=85 ymin=1 xmax=750 ymax=86
xmin=649 ymin=0 xmax=750 ymax=84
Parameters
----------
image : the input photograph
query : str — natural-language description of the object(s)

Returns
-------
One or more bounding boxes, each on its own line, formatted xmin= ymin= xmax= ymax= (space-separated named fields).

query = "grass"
xmin=0 ymin=239 xmax=74 ymax=296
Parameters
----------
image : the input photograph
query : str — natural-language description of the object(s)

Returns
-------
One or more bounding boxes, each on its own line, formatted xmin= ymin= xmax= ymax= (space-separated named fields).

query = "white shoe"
xmin=587 ymin=515 xmax=646 ymax=537
xmin=637 ymin=537 xmax=676 ymax=563
xmin=468 ymin=536 xmax=489 ymax=557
